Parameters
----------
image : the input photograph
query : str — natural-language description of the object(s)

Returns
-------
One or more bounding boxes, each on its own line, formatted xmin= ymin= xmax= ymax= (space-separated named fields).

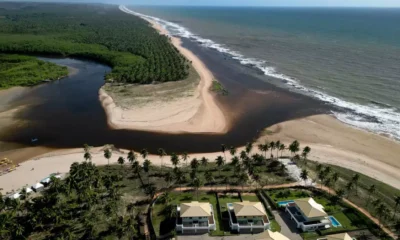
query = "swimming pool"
xmin=329 ymin=216 xmax=342 ymax=227
xmin=227 ymin=203 xmax=233 ymax=207
xmin=277 ymin=200 xmax=294 ymax=207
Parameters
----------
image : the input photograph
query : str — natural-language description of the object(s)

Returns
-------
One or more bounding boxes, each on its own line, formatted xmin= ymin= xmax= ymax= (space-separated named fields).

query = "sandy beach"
xmin=99 ymin=6 xmax=226 ymax=134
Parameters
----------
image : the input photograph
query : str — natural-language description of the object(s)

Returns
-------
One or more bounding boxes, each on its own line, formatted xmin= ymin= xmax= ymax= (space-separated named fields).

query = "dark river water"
xmin=0 ymin=40 xmax=329 ymax=154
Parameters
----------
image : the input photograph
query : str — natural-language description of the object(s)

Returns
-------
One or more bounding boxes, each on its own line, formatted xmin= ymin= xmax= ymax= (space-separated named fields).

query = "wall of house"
xmin=182 ymin=216 xmax=209 ymax=223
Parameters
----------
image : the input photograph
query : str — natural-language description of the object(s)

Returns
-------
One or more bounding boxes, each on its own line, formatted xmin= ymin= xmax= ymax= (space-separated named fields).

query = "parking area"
xmin=273 ymin=210 xmax=303 ymax=240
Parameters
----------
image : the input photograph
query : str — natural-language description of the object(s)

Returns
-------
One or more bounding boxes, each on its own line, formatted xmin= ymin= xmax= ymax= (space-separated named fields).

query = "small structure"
xmin=227 ymin=201 xmax=270 ymax=233
xmin=285 ymin=198 xmax=331 ymax=232
xmin=10 ymin=192 xmax=21 ymax=199
xmin=32 ymin=182 xmax=45 ymax=191
xmin=24 ymin=187 xmax=33 ymax=194
xmin=176 ymin=201 xmax=216 ymax=234
xmin=317 ymin=232 xmax=353 ymax=240
xmin=256 ymin=229 xmax=290 ymax=240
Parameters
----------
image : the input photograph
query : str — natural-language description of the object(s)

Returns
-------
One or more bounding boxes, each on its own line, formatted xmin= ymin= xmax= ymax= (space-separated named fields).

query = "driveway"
xmin=273 ymin=210 xmax=303 ymax=240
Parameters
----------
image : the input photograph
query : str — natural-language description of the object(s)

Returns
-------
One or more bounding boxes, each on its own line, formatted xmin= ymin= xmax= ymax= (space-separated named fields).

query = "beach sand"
xmin=100 ymin=6 xmax=226 ymax=134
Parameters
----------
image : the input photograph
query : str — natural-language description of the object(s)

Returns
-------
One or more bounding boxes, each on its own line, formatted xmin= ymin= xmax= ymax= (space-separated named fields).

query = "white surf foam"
xmin=120 ymin=5 xmax=400 ymax=140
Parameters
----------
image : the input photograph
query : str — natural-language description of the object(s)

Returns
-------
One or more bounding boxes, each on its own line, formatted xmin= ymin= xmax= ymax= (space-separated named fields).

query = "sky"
xmin=11 ymin=0 xmax=400 ymax=7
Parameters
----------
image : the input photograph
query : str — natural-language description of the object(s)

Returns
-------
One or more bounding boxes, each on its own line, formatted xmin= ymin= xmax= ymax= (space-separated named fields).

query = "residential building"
xmin=285 ymin=197 xmax=331 ymax=231
xmin=256 ymin=229 xmax=290 ymax=240
xmin=176 ymin=201 xmax=216 ymax=234
xmin=317 ymin=232 xmax=354 ymax=240
xmin=227 ymin=201 xmax=270 ymax=233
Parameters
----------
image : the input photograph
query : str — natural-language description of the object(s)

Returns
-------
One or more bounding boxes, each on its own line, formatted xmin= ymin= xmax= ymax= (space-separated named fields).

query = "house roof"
xmin=294 ymin=198 xmax=328 ymax=218
xmin=256 ymin=230 xmax=290 ymax=240
xmin=233 ymin=201 xmax=267 ymax=217
xmin=180 ymin=201 xmax=212 ymax=217
xmin=322 ymin=233 xmax=352 ymax=240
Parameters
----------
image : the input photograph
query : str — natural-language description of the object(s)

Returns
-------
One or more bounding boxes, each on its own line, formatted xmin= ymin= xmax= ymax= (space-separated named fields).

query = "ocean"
xmin=128 ymin=6 xmax=400 ymax=140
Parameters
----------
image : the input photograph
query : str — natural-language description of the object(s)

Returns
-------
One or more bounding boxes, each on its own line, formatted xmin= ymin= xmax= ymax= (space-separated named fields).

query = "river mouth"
xmin=0 ymin=44 xmax=329 ymax=156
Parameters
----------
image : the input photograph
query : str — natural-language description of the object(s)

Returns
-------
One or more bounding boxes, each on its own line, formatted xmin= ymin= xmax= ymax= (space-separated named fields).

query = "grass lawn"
xmin=218 ymin=193 xmax=241 ymax=212
xmin=241 ymin=193 xmax=260 ymax=202
xmin=266 ymin=188 xmax=310 ymax=203
xmin=270 ymin=219 xmax=281 ymax=232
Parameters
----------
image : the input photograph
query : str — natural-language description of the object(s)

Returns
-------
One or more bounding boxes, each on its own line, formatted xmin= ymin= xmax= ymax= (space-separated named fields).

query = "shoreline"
xmin=99 ymin=6 xmax=227 ymax=134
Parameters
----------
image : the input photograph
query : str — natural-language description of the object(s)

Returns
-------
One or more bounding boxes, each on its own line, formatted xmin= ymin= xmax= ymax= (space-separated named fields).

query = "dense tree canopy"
xmin=0 ymin=2 xmax=190 ymax=84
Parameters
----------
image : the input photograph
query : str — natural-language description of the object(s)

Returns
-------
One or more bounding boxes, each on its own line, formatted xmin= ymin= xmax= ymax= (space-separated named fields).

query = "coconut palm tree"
xmin=366 ymin=184 xmax=376 ymax=208
xmin=376 ymin=203 xmax=388 ymax=226
xmin=224 ymin=176 xmax=230 ymax=190
xmin=269 ymin=141 xmax=275 ymax=158
xmin=104 ymin=148 xmax=112 ymax=165
xmin=279 ymin=143 xmax=286 ymax=157
xmin=316 ymin=163 xmax=323 ymax=173
xmin=331 ymin=172 xmax=339 ymax=189
xmin=84 ymin=146 xmax=92 ymax=162
xmin=205 ymin=171 xmax=213 ymax=186
xmin=229 ymin=146 xmax=237 ymax=157
xmin=352 ymin=174 xmax=360 ymax=196
xmin=231 ymin=156 xmax=240 ymax=166
xmin=190 ymin=158 xmax=199 ymax=171
xmin=132 ymin=161 xmax=144 ymax=187
xmin=190 ymin=169 xmax=197 ymax=181
xmin=170 ymin=153 xmax=180 ymax=167
xmin=181 ymin=152 xmax=189 ymax=167
xmin=245 ymin=142 xmax=253 ymax=154
xmin=240 ymin=150 xmax=248 ymax=161
xmin=275 ymin=140 xmax=281 ymax=157
xmin=288 ymin=140 xmax=300 ymax=157
xmin=258 ymin=143 xmax=269 ymax=159
xmin=238 ymin=173 xmax=248 ymax=191
xmin=392 ymin=195 xmax=400 ymax=220
xmin=300 ymin=169 xmax=309 ymax=185
xmin=140 ymin=149 xmax=148 ymax=160
xmin=372 ymin=198 xmax=382 ymax=209
xmin=201 ymin=157 xmax=208 ymax=169
xmin=174 ymin=168 xmax=184 ymax=191
xmin=318 ymin=170 xmax=326 ymax=189
xmin=164 ymin=171 xmax=174 ymax=187
xmin=324 ymin=178 xmax=333 ymax=194
xmin=192 ymin=178 xmax=203 ymax=200
xmin=117 ymin=156 xmax=125 ymax=169
xmin=302 ymin=146 xmax=311 ymax=160
xmin=127 ymin=150 xmax=136 ymax=164
xmin=143 ymin=159 xmax=151 ymax=184
xmin=345 ymin=181 xmax=354 ymax=198
xmin=221 ymin=144 xmax=227 ymax=162
xmin=216 ymin=156 xmax=224 ymax=177
xmin=157 ymin=148 xmax=167 ymax=173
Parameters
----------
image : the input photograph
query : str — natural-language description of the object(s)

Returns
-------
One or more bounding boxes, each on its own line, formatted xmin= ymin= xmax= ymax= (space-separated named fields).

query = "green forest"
xmin=0 ymin=54 xmax=68 ymax=89
xmin=0 ymin=2 xmax=189 ymax=85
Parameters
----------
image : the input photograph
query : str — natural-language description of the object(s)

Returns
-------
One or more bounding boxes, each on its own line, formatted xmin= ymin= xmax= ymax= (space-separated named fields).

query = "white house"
xmin=317 ymin=232 xmax=354 ymax=240
xmin=285 ymin=198 xmax=331 ymax=232
xmin=176 ymin=201 xmax=216 ymax=234
xmin=227 ymin=201 xmax=270 ymax=233
xmin=256 ymin=229 xmax=290 ymax=240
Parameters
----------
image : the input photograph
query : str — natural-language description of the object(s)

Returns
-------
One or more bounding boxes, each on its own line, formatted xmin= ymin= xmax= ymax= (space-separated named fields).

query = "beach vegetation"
xmin=0 ymin=3 xmax=189 ymax=85
xmin=0 ymin=54 xmax=67 ymax=89
xmin=211 ymin=80 xmax=228 ymax=95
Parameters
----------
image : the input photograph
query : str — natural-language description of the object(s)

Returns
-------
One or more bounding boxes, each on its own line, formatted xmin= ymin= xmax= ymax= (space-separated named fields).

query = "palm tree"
xmin=392 ymin=196 xmax=400 ymax=220
xmin=201 ymin=157 xmax=208 ymax=169
xmin=192 ymin=178 xmax=203 ymax=200
xmin=302 ymin=146 xmax=311 ymax=160
xmin=117 ymin=156 xmax=125 ymax=169
xmin=221 ymin=144 xmax=227 ymax=162
xmin=300 ymin=169 xmax=309 ymax=185
xmin=245 ymin=142 xmax=253 ymax=154
xmin=140 ymin=149 xmax=148 ymax=160
xmin=324 ymin=166 xmax=331 ymax=175
xmin=366 ymin=184 xmax=376 ymax=208
xmin=205 ymin=171 xmax=213 ymax=186
xmin=170 ymin=153 xmax=180 ymax=167
xmin=269 ymin=141 xmax=275 ymax=158
xmin=238 ymin=173 xmax=248 ymax=191
xmin=275 ymin=140 xmax=281 ymax=157
xmin=372 ymin=198 xmax=382 ymax=209
xmin=376 ymin=203 xmax=388 ymax=226
xmin=224 ymin=176 xmax=230 ymax=190
xmin=229 ymin=146 xmax=237 ymax=157
xmin=240 ymin=150 xmax=248 ymax=161
xmin=318 ymin=170 xmax=326 ymax=189
xmin=288 ymin=140 xmax=300 ymax=157
xmin=231 ymin=156 xmax=240 ymax=166
xmin=345 ymin=181 xmax=354 ymax=198
xmin=190 ymin=158 xmax=199 ymax=171
xmin=84 ymin=145 xmax=92 ymax=162
xmin=127 ymin=150 xmax=136 ymax=164
xmin=352 ymin=174 xmax=360 ymax=196
xmin=157 ymin=148 xmax=167 ymax=173
xmin=181 ymin=152 xmax=189 ymax=167
xmin=258 ymin=143 xmax=268 ymax=159
xmin=190 ymin=169 xmax=197 ymax=181
xmin=316 ymin=163 xmax=323 ymax=173
xmin=143 ymin=159 xmax=151 ymax=184
xmin=174 ymin=168 xmax=184 ymax=191
xmin=216 ymin=156 xmax=224 ymax=177
xmin=164 ymin=171 xmax=174 ymax=187
xmin=394 ymin=221 xmax=400 ymax=235
xmin=279 ymin=143 xmax=285 ymax=157
xmin=331 ymin=172 xmax=339 ymax=189
xmin=104 ymin=148 xmax=112 ymax=165
xmin=132 ymin=161 xmax=144 ymax=187
xmin=324 ymin=178 xmax=333 ymax=194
